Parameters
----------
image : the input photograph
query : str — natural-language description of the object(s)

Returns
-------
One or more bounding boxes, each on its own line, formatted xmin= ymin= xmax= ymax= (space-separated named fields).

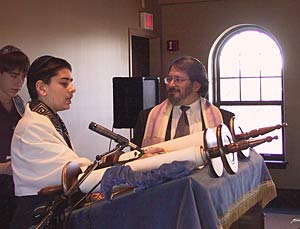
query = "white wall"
xmin=1 ymin=0 xmax=146 ymax=160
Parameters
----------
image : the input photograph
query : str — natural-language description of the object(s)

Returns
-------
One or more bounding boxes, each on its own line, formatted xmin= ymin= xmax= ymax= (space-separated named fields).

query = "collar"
xmin=173 ymin=98 xmax=200 ymax=115
xmin=29 ymin=100 xmax=73 ymax=149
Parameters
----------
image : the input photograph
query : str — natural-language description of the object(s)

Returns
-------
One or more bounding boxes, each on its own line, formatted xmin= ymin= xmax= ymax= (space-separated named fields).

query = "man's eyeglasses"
xmin=164 ymin=76 xmax=189 ymax=85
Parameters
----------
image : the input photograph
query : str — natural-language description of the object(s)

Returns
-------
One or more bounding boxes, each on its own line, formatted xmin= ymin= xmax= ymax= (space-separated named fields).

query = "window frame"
xmin=208 ymin=24 xmax=286 ymax=162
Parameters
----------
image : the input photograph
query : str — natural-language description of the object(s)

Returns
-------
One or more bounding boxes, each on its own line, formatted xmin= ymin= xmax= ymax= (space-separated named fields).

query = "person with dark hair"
xmin=0 ymin=45 xmax=30 ymax=228
xmin=133 ymin=56 xmax=230 ymax=148
xmin=10 ymin=55 xmax=91 ymax=228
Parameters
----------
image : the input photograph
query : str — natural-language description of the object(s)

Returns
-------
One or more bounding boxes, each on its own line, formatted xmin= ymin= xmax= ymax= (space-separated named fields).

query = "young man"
xmin=0 ymin=45 xmax=30 ymax=228
xmin=10 ymin=55 xmax=91 ymax=228
xmin=133 ymin=56 xmax=233 ymax=148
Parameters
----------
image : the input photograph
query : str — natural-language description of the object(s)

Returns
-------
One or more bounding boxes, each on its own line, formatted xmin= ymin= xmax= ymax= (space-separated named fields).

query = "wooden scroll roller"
xmin=214 ymin=124 xmax=278 ymax=174
xmin=205 ymin=123 xmax=277 ymax=175
xmin=229 ymin=116 xmax=287 ymax=159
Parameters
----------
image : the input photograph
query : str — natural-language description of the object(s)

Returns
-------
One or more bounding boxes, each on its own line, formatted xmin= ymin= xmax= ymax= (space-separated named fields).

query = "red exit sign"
xmin=140 ymin=12 xmax=153 ymax=30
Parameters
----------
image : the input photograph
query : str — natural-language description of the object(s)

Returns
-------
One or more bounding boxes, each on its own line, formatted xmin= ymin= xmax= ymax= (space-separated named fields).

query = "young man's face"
xmin=0 ymin=69 xmax=25 ymax=99
xmin=38 ymin=68 xmax=76 ymax=112
xmin=166 ymin=66 xmax=201 ymax=106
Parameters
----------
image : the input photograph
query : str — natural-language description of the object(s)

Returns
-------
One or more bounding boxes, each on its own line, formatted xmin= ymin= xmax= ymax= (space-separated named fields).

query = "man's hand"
xmin=0 ymin=161 xmax=13 ymax=175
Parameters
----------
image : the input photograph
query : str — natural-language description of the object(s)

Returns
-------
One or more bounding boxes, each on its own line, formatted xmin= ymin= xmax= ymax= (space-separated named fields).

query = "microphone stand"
xmin=34 ymin=144 xmax=126 ymax=229
xmin=67 ymin=141 xmax=145 ymax=201
xmin=66 ymin=144 xmax=126 ymax=197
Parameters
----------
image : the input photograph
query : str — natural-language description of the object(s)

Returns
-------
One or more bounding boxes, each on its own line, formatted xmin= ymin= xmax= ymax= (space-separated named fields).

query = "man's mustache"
xmin=167 ymin=87 xmax=180 ymax=93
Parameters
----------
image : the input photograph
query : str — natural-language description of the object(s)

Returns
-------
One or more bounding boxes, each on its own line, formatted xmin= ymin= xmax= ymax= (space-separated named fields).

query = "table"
xmin=68 ymin=150 xmax=276 ymax=229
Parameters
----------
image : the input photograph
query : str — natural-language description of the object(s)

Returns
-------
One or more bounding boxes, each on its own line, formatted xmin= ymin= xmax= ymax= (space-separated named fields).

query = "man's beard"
xmin=167 ymin=85 xmax=193 ymax=105
xmin=167 ymin=87 xmax=181 ymax=105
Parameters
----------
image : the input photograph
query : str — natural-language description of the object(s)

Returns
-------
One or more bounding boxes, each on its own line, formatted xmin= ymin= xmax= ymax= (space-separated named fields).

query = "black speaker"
xmin=113 ymin=77 xmax=160 ymax=128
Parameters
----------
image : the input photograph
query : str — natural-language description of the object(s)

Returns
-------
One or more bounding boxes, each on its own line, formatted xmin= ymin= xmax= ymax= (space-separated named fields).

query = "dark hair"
xmin=168 ymin=56 xmax=208 ymax=97
xmin=27 ymin=55 xmax=72 ymax=99
xmin=0 ymin=46 xmax=30 ymax=73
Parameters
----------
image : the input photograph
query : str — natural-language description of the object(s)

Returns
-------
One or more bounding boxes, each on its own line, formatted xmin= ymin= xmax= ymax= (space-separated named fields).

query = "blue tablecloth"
xmin=68 ymin=150 xmax=276 ymax=229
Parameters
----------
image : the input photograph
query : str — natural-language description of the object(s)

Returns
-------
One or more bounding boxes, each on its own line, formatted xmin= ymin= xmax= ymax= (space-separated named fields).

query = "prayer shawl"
xmin=142 ymin=97 xmax=223 ymax=147
xmin=12 ymin=95 xmax=25 ymax=116
xmin=11 ymin=103 xmax=91 ymax=196
xmin=29 ymin=100 xmax=73 ymax=150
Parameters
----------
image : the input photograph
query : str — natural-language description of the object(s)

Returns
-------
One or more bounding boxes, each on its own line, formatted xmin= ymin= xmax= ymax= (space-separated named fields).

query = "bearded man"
xmin=133 ymin=56 xmax=233 ymax=148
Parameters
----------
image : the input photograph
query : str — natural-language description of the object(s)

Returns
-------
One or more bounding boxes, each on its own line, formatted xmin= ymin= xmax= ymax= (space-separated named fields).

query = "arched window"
xmin=208 ymin=24 xmax=285 ymax=161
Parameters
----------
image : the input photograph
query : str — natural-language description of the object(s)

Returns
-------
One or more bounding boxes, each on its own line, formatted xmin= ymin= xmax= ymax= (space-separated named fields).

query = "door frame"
xmin=128 ymin=28 xmax=160 ymax=77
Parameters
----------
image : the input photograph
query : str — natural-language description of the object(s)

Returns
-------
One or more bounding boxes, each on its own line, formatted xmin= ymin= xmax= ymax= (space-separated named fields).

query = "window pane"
xmin=241 ymin=78 xmax=260 ymax=101
xmin=240 ymin=52 xmax=261 ymax=77
xmin=260 ymin=52 xmax=282 ymax=76
xmin=261 ymin=78 xmax=282 ymax=100
xmin=219 ymin=53 xmax=240 ymax=77
xmin=257 ymin=34 xmax=282 ymax=76
xmin=220 ymin=79 xmax=240 ymax=101
xmin=221 ymin=105 xmax=282 ymax=155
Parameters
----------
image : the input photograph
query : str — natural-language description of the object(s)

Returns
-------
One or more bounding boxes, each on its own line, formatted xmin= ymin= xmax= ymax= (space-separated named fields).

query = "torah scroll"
xmin=79 ymin=131 xmax=210 ymax=193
